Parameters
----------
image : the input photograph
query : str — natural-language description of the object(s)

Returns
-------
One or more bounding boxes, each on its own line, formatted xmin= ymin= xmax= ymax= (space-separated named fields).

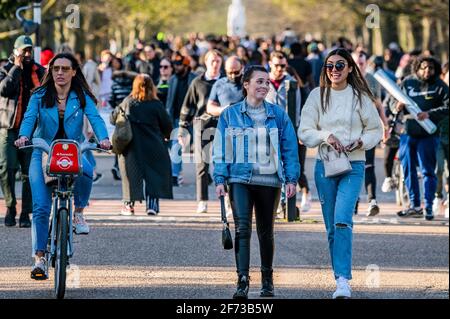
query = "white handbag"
xmin=318 ymin=101 xmax=355 ymax=178
xmin=318 ymin=142 xmax=352 ymax=177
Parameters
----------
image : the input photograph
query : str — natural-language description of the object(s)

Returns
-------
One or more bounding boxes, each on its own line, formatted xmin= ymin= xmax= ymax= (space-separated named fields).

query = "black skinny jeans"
xmin=298 ymin=144 xmax=309 ymax=192
xmin=384 ymin=145 xmax=399 ymax=178
xmin=365 ymin=147 xmax=376 ymax=201
xmin=229 ymin=183 xmax=281 ymax=276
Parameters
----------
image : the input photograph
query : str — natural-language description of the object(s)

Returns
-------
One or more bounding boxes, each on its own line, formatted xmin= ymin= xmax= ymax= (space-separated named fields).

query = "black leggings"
xmin=229 ymin=183 xmax=281 ymax=276
xmin=384 ymin=145 xmax=399 ymax=178
xmin=298 ymin=144 xmax=310 ymax=192
xmin=365 ymin=147 xmax=376 ymax=201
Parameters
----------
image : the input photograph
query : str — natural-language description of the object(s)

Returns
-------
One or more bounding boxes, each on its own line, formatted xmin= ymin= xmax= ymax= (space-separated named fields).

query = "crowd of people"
xmin=0 ymin=30 xmax=448 ymax=299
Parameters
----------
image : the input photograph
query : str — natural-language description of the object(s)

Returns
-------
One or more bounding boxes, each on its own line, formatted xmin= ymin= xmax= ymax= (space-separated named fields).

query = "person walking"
xmin=213 ymin=65 xmax=299 ymax=299
xmin=15 ymin=52 xmax=111 ymax=279
xmin=299 ymin=48 xmax=383 ymax=298
xmin=178 ymin=50 xmax=223 ymax=214
xmin=111 ymin=74 xmax=173 ymax=216
xmin=166 ymin=52 xmax=196 ymax=186
xmin=394 ymin=56 xmax=449 ymax=220
xmin=0 ymin=35 xmax=46 ymax=227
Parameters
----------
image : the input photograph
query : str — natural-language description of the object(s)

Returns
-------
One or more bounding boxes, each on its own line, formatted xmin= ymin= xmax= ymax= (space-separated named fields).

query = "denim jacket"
xmin=19 ymin=89 xmax=109 ymax=144
xmin=213 ymin=99 xmax=299 ymax=185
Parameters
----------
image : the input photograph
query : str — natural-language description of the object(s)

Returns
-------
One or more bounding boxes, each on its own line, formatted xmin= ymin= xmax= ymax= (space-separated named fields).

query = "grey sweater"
xmin=229 ymin=104 xmax=281 ymax=188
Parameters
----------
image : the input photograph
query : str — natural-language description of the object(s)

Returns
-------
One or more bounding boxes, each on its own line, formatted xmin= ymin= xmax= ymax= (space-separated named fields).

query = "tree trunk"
xmin=422 ymin=17 xmax=431 ymax=52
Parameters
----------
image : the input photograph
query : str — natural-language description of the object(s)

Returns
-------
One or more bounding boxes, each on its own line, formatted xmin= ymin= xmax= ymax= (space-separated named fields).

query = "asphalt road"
xmin=0 ymin=151 xmax=448 ymax=299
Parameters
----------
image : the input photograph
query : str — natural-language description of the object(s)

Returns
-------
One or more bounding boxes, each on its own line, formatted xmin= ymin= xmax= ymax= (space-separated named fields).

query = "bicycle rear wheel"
xmin=55 ymin=207 xmax=69 ymax=299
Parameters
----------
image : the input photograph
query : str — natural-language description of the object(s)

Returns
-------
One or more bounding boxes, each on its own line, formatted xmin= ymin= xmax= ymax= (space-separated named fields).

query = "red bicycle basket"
xmin=47 ymin=141 xmax=82 ymax=176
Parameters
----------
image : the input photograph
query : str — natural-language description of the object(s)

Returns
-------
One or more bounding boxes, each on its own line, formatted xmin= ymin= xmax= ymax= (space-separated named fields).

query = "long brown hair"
xmin=34 ymin=52 xmax=97 ymax=109
xmin=130 ymin=74 xmax=157 ymax=101
xmin=319 ymin=48 xmax=375 ymax=113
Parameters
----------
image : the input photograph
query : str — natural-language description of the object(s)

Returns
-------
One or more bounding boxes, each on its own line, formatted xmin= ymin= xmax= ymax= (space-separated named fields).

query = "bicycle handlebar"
xmin=19 ymin=138 xmax=112 ymax=154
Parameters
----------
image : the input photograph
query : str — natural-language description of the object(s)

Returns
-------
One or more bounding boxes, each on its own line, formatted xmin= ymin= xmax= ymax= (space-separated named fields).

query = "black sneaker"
xmin=397 ymin=207 xmax=423 ymax=218
xmin=425 ymin=208 xmax=434 ymax=221
xmin=4 ymin=207 xmax=17 ymax=227
xmin=172 ymin=176 xmax=179 ymax=187
xmin=19 ymin=212 xmax=31 ymax=228
xmin=31 ymin=256 xmax=48 ymax=280
xmin=92 ymin=173 xmax=103 ymax=184
xmin=111 ymin=167 xmax=121 ymax=180
xmin=233 ymin=275 xmax=249 ymax=299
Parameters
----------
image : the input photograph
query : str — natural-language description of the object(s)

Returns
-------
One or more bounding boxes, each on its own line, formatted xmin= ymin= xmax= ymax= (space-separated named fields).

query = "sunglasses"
xmin=52 ymin=65 xmax=72 ymax=73
xmin=324 ymin=61 xmax=347 ymax=72
xmin=160 ymin=65 xmax=171 ymax=69
xmin=227 ymin=71 xmax=241 ymax=76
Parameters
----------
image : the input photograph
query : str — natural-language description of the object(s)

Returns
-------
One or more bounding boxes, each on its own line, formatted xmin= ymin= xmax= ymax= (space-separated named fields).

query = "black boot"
xmin=19 ymin=212 xmax=31 ymax=228
xmin=232 ymin=275 xmax=249 ymax=299
xmin=4 ymin=207 xmax=17 ymax=227
xmin=260 ymin=269 xmax=274 ymax=297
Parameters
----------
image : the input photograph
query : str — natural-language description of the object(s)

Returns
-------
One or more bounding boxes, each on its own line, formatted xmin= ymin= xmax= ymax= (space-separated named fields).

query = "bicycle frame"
xmin=20 ymin=137 xmax=110 ymax=298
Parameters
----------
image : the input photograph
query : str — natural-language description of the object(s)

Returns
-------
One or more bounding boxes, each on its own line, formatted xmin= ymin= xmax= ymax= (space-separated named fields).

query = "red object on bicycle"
xmin=47 ymin=141 xmax=82 ymax=176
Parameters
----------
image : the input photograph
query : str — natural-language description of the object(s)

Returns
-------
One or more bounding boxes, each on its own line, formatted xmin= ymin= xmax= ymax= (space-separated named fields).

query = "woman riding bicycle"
xmin=14 ymin=52 xmax=111 ymax=280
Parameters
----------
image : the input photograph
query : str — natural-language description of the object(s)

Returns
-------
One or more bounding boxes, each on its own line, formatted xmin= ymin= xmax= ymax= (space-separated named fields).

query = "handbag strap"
xmin=220 ymin=195 xmax=228 ymax=224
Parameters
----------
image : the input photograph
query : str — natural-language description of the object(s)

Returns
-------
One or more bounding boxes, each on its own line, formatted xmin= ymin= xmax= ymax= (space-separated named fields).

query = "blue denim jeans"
xmin=29 ymin=150 xmax=93 ymax=256
xmin=399 ymin=134 xmax=439 ymax=209
xmin=314 ymin=160 xmax=365 ymax=280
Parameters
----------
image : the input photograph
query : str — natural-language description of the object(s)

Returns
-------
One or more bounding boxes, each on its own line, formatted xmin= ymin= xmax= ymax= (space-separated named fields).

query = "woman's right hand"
xmin=216 ymin=184 xmax=226 ymax=198
xmin=327 ymin=134 xmax=345 ymax=153
xmin=14 ymin=136 xmax=29 ymax=148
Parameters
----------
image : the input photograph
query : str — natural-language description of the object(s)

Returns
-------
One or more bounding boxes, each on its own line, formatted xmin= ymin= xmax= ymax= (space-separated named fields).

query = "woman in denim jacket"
xmin=213 ymin=65 xmax=299 ymax=299
xmin=15 ymin=53 xmax=110 ymax=280
xmin=299 ymin=49 xmax=383 ymax=298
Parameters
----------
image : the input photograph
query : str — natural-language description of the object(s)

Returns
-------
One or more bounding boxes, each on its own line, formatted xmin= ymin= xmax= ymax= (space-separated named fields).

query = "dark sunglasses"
xmin=160 ymin=65 xmax=171 ymax=69
xmin=227 ymin=70 xmax=241 ymax=76
xmin=324 ymin=61 xmax=347 ymax=72
xmin=52 ymin=65 xmax=72 ymax=73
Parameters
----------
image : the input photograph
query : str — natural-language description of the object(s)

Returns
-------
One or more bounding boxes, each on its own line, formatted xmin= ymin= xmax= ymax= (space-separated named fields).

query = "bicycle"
xmin=20 ymin=137 xmax=110 ymax=299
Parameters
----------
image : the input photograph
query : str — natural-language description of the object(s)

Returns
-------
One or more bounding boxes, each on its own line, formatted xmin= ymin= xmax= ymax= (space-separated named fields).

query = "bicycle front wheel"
xmin=55 ymin=207 xmax=69 ymax=299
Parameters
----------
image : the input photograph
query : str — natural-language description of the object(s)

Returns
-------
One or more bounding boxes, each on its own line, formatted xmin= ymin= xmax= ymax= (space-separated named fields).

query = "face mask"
xmin=228 ymin=74 xmax=242 ymax=84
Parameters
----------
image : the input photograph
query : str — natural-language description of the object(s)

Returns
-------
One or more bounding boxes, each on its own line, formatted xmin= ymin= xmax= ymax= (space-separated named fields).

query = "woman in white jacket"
xmin=298 ymin=48 xmax=383 ymax=299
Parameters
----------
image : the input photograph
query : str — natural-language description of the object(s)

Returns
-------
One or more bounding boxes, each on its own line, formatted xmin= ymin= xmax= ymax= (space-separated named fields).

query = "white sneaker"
xmin=301 ymin=193 xmax=312 ymax=212
xmin=432 ymin=198 xmax=443 ymax=216
xmin=367 ymin=199 xmax=380 ymax=217
xmin=197 ymin=200 xmax=208 ymax=214
xmin=120 ymin=204 xmax=134 ymax=216
xmin=332 ymin=277 xmax=351 ymax=299
xmin=73 ymin=213 xmax=90 ymax=235
xmin=381 ymin=177 xmax=393 ymax=193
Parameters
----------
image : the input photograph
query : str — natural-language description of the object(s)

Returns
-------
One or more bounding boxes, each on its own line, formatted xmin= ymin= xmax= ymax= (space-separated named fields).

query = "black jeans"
xmin=194 ymin=117 xmax=217 ymax=201
xmin=0 ymin=128 xmax=32 ymax=212
xmin=229 ymin=183 xmax=281 ymax=276
xmin=384 ymin=145 xmax=399 ymax=178
xmin=298 ymin=144 xmax=309 ymax=192
xmin=365 ymin=147 xmax=376 ymax=201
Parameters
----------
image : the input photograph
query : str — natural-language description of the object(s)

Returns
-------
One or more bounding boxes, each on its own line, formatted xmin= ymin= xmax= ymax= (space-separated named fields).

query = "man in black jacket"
xmin=178 ymin=49 xmax=223 ymax=213
xmin=393 ymin=55 xmax=449 ymax=220
xmin=0 ymin=35 xmax=45 ymax=227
